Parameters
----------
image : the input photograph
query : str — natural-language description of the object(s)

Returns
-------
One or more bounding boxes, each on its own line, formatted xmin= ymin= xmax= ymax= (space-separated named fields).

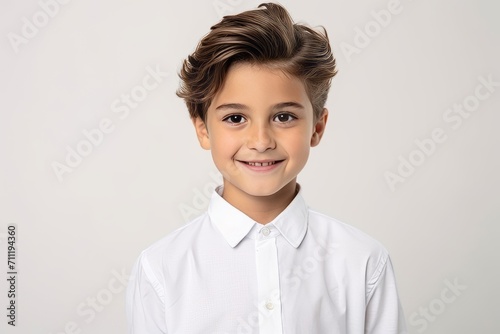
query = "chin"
xmin=241 ymin=183 xmax=287 ymax=197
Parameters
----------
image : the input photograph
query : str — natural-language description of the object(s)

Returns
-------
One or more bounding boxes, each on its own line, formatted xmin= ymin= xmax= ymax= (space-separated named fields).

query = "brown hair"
xmin=176 ymin=2 xmax=337 ymax=122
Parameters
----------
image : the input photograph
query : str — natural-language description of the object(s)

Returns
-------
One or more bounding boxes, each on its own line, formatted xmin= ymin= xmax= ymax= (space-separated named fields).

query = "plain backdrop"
xmin=1 ymin=0 xmax=499 ymax=333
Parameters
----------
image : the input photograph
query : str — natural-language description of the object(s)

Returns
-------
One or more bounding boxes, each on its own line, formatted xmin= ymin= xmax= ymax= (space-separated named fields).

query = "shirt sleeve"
xmin=364 ymin=254 xmax=408 ymax=334
xmin=126 ymin=252 xmax=168 ymax=334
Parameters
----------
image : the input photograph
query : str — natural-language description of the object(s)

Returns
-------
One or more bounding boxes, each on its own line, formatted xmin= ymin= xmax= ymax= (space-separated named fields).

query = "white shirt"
xmin=126 ymin=185 xmax=407 ymax=333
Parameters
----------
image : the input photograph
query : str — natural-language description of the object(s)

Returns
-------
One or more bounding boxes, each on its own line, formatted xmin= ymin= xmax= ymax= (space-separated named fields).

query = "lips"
xmin=238 ymin=160 xmax=284 ymax=166
xmin=236 ymin=159 xmax=285 ymax=172
xmin=246 ymin=161 xmax=277 ymax=167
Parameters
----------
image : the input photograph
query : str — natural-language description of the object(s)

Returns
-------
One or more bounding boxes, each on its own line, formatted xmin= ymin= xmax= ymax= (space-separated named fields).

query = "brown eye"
xmin=274 ymin=113 xmax=296 ymax=123
xmin=223 ymin=114 xmax=245 ymax=124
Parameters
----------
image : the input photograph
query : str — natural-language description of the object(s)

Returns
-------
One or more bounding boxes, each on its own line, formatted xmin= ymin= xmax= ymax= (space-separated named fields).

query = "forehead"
xmin=209 ymin=62 xmax=312 ymax=111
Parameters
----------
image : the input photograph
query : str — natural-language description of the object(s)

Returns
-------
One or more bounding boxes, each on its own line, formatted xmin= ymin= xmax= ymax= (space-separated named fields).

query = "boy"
xmin=126 ymin=3 xmax=407 ymax=333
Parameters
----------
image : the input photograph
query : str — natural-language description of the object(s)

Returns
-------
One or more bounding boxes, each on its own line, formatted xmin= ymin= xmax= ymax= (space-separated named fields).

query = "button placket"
xmin=255 ymin=235 xmax=283 ymax=333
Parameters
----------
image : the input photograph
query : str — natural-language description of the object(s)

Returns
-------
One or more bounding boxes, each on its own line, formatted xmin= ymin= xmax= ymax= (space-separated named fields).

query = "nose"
xmin=246 ymin=122 xmax=276 ymax=152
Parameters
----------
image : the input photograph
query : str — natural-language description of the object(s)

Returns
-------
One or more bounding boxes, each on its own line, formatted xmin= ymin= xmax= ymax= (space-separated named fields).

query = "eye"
xmin=274 ymin=113 xmax=296 ymax=123
xmin=223 ymin=114 xmax=246 ymax=124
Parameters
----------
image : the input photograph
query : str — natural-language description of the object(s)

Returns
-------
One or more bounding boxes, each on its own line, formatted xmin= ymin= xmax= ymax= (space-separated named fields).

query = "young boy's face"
xmin=193 ymin=62 xmax=327 ymax=200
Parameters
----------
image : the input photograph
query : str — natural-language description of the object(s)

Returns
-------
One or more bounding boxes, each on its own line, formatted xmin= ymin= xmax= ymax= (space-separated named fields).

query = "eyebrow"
xmin=215 ymin=101 xmax=305 ymax=112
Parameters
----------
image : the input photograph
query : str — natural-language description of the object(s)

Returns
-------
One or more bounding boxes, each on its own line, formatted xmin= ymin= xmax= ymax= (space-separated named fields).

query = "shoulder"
xmin=306 ymin=208 xmax=390 ymax=275
xmin=139 ymin=212 xmax=209 ymax=265
xmin=308 ymin=208 xmax=387 ymax=251
xmin=129 ymin=213 xmax=213 ymax=300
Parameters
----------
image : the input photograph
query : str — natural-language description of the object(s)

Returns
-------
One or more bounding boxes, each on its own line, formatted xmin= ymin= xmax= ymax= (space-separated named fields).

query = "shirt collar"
xmin=208 ymin=184 xmax=309 ymax=248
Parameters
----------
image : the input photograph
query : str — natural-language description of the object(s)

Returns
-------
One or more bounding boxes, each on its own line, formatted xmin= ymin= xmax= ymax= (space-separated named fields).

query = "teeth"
xmin=247 ymin=161 xmax=276 ymax=167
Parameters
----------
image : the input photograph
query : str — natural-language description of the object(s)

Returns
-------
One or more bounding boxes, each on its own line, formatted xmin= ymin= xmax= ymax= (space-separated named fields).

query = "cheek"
xmin=283 ymin=137 xmax=311 ymax=163
xmin=211 ymin=130 xmax=241 ymax=155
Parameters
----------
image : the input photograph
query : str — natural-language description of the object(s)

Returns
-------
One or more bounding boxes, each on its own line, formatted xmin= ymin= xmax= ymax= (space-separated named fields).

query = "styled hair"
xmin=176 ymin=2 xmax=337 ymax=122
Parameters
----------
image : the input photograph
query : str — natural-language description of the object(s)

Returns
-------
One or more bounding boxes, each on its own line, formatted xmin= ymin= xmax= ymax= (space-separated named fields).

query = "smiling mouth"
xmin=239 ymin=160 xmax=284 ymax=167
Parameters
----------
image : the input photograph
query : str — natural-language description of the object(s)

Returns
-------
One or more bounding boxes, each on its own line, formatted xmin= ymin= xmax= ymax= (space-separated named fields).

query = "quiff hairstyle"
xmin=176 ymin=2 xmax=337 ymax=122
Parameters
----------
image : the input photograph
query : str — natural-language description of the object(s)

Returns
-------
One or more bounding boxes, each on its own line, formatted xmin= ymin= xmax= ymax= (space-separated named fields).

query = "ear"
xmin=310 ymin=108 xmax=328 ymax=147
xmin=192 ymin=116 xmax=211 ymax=150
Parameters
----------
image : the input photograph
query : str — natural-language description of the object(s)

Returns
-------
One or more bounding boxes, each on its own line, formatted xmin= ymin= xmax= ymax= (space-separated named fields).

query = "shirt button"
xmin=265 ymin=301 xmax=274 ymax=310
xmin=261 ymin=227 xmax=270 ymax=236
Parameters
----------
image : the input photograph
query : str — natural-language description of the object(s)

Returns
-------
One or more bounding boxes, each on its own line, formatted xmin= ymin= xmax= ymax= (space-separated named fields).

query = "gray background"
xmin=1 ymin=0 xmax=498 ymax=333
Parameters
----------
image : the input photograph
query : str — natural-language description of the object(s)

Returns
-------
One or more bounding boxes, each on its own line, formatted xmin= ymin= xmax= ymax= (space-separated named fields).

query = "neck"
xmin=221 ymin=180 xmax=299 ymax=224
